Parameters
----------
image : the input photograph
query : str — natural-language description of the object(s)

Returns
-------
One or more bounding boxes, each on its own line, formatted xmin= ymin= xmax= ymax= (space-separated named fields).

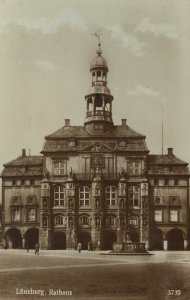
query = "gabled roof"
xmin=4 ymin=156 xmax=44 ymax=167
xmin=148 ymin=154 xmax=188 ymax=165
xmin=1 ymin=156 xmax=44 ymax=178
xmin=45 ymin=125 xmax=145 ymax=139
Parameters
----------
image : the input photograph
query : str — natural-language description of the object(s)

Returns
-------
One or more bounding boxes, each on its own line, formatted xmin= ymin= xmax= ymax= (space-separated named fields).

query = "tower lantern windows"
xmin=92 ymin=72 xmax=96 ymax=82
xmin=97 ymin=71 xmax=101 ymax=81
xmin=103 ymin=72 xmax=106 ymax=81
xmin=95 ymin=95 xmax=103 ymax=111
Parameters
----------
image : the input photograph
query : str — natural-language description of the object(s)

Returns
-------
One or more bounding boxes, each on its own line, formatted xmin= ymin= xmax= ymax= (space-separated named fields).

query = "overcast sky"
xmin=0 ymin=0 xmax=190 ymax=171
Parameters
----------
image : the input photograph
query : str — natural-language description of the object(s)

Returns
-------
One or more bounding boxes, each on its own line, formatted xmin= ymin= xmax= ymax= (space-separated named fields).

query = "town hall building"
xmin=1 ymin=42 xmax=189 ymax=251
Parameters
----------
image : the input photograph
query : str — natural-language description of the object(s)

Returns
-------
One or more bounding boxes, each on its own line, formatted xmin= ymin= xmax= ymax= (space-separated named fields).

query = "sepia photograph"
xmin=0 ymin=0 xmax=190 ymax=299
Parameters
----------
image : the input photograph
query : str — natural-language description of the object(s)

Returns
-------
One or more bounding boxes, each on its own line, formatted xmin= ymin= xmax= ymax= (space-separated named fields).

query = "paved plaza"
xmin=0 ymin=250 xmax=190 ymax=300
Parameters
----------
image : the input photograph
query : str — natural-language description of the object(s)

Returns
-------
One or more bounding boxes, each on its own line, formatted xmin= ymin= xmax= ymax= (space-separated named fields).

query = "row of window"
xmin=53 ymin=185 xmax=141 ymax=208
xmin=54 ymin=215 xmax=133 ymax=227
xmin=154 ymin=209 xmax=179 ymax=223
xmin=52 ymin=160 xmax=143 ymax=175
xmin=11 ymin=208 xmax=36 ymax=222
xmin=154 ymin=196 xmax=180 ymax=206
xmin=11 ymin=179 xmax=35 ymax=186
xmin=153 ymin=179 xmax=179 ymax=186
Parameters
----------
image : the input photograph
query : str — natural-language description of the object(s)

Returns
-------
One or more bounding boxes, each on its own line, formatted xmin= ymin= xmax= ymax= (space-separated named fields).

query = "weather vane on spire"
xmin=94 ymin=30 xmax=102 ymax=42
xmin=94 ymin=30 xmax=103 ymax=55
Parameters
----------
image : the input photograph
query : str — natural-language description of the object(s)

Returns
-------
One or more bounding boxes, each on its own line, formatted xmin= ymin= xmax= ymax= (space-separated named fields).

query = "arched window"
xmin=105 ymin=186 xmax=116 ymax=206
xmin=54 ymin=185 xmax=65 ymax=206
xmin=54 ymin=215 xmax=66 ymax=226
xmin=79 ymin=186 xmax=90 ymax=206
xmin=106 ymin=215 xmax=116 ymax=227
xmin=80 ymin=215 xmax=90 ymax=226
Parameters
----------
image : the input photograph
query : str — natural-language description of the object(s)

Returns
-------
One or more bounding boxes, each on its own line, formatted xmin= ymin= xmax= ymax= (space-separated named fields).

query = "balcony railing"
xmin=74 ymin=173 xmax=120 ymax=180
xmin=86 ymin=110 xmax=112 ymax=117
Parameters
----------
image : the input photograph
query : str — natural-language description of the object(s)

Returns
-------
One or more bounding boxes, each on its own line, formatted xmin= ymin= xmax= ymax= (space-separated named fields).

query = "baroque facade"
xmin=1 ymin=43 xmax=189 ymax=251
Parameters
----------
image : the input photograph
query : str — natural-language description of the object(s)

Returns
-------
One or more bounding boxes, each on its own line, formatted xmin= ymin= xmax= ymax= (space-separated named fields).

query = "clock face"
xmin=91 ymin=154 xmax=105 ymax=168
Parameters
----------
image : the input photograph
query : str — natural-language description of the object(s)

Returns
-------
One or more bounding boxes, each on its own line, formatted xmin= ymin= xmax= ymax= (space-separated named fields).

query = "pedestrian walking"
xmin=77 ymin=242 xmax=82 ymax=253
xmin=35 ymin=243 xmax=39 ymax=255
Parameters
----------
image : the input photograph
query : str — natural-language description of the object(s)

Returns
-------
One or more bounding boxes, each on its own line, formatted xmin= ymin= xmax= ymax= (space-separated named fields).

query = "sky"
xmin=0 ymin=0 xmax=190 ymax=172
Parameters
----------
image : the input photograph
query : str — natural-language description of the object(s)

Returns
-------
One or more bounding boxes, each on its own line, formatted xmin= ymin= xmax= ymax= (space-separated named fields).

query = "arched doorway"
xmin=6 ymin=228 xmax=22 ymax=249
xmin=25 ymin=228 xmax=39 ymax=249
xmin=151 ymin=229 xmax=163 ymax=250
xmin=102 ymin=230 xmax=117 ymax=250
xmin=53 ymin=232 xmax=66 ymax=249
xmin=168 ymin=229 xmax=184 ymax=250
xmin=77 ymin=232 xmax=91 ymax=250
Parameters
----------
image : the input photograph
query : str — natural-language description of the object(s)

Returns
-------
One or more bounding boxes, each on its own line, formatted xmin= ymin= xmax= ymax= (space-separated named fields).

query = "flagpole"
xmin=161 ymin=106 xmax=164 ymax=155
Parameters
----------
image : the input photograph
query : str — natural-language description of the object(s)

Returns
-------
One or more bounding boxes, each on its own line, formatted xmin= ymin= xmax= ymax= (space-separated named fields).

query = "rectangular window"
xmin=174 ymin=179 xmax=179 ymax=186
xmin=170 ymin=210 xmax=178 ymax=222
xmin=127 ymin=161 xmax=141 ymax=175
xmin=105 ymin=157 xmax=114 ymax=174
xmin=164 ymin=179 xmax=169 ymax=186
xmin=79 ymin=186 xmax=90 ymax=206
xmin=54 ymin=186 xmax=65 ymax=206
xmin=154 ymin=210 xmax=163 ymax=222
xmin=128 ymin=186 xmax=140 ymax=208
xmin=105 ymin=186 xmax=116 ymax=206
xmin=129 ymin=219 xmax=138 ymax=226
xmin=83 ymin=157 xmax=90 ymax=174
xmin=69 ymin=140 xmax=75 ymax=147
xmin=154 ymin=179 xmax=158 ymax=185
xmin=30 ymin=180 xmax=34 ymax=186
xmin=53 ymin=161 xmax=66 ymax=175
xmin=28 ymin=209 xmax=36 ymax=222
xmin=12 ymin=208 xmax=21 ymax=222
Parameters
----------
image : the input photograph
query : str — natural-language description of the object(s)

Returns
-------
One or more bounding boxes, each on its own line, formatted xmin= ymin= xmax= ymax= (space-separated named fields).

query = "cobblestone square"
xmin=0 ymin=250 xmax=190 ymax=300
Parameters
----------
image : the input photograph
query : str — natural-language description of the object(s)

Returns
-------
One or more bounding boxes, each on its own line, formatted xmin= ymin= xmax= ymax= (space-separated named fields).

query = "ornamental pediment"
xmin=81 ymin=142 xmax=114 ymax=153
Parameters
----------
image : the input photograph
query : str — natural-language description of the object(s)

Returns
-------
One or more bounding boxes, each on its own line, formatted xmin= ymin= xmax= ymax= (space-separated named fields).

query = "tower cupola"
xmin=84 ymin=42 xmax=114 ymax=132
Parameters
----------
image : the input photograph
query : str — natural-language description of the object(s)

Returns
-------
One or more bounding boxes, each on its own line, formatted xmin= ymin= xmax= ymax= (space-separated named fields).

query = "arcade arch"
xmin=6 ymin=228 xmax=22 ymax=249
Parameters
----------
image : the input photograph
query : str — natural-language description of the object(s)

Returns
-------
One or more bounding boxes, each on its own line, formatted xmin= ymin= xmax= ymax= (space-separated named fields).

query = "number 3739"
xmin=167 ymin=290 xmax=182 ymax=296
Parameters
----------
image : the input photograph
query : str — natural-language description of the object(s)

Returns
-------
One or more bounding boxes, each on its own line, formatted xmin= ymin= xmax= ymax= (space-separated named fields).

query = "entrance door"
xmin=102 ymin=230 xmax=117 ymax=250
xmin=151 ymin=229 xmax=163 ymax=250
xmin=77 ymin=232 xmax=91 ymax=250
xmin=53 ymin=232 xmax=66 ymax=249
xmin=6 ymin=228 xmax=22 ymax=249
xmin=25 ymin=228 xmax=39 ymax=249
xmin=168 ymin=229 xmax=184 ymax=250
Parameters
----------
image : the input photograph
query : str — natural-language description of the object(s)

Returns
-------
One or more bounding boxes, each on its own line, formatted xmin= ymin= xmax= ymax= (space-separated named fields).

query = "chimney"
xmin=121 ymin=119 xmax=127 ymax=126
xmin=22 ymin=149 xmax=26 ymax=157
xmin=65 ymin=119 xmax=70 ymax=127
xmin=167 ymin=148 xmax=173 ymax=156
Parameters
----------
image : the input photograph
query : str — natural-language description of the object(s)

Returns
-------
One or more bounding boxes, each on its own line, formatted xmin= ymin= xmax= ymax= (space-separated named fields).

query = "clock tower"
xmin=84 ymin=42 xmax=114 ymax=133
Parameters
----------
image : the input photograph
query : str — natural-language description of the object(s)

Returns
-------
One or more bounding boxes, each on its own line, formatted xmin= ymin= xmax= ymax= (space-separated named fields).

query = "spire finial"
xmin=94 ymin=30 xmax=103 ymax=56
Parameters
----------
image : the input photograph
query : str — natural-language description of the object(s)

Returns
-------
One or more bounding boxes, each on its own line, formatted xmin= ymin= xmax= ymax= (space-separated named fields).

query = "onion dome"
xmin=90 ymin=42 xmax=108 ymax=72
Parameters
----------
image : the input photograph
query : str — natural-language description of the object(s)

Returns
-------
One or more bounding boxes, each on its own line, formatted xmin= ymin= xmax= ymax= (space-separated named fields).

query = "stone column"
xmin=184 ymin=239 xmax=188 ymax=250
xmin=145 ymin=240 xmax=149 ymax=251
xmin=22 ymin=237 xmax=26 ymax=249
xmin=163 ymin=239 xmax=168 ymax=251
xmin=116 ymin=227 xmax=122 ymax=243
